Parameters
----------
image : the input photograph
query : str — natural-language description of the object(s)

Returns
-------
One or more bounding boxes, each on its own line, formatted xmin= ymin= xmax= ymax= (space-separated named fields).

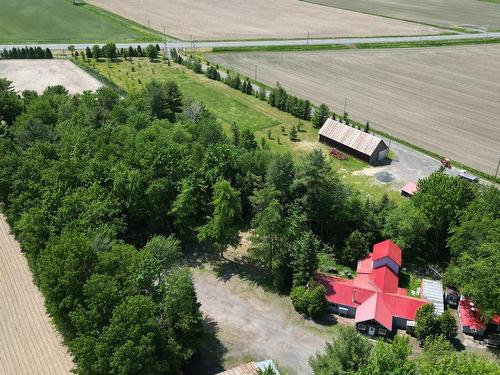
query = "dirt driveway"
xmin=193 ymin=268 xmax=331 ymax=374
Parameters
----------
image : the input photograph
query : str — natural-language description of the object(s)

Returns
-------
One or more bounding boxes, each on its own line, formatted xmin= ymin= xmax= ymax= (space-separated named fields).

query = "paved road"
xmin=1 ymin=32 xmax=499 ymax=50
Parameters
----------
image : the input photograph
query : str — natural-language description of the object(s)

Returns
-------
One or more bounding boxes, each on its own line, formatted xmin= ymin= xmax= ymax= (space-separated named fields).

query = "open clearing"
xmin=0 ymin=214 xmax=73 ymax=374
xmin=193 ymin=268 xmax=330 ymax=375
xmin=0 ymin=0 xmax=160 ymax=44
xmin=302 ymin=0 xmax=500 ymax=31
xmin=208 ymin=45 xmax=500 ymax=175
xmin=87 ymin=0 xmax=443 ymax=41
xmin=0 ymin=60 xmax=102 ymax=94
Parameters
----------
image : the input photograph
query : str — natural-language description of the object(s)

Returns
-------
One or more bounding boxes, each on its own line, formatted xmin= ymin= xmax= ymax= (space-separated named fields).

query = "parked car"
xmin=447 ymin=293 xmax=459 ymax=309
xmin=458 ymin=171 xmax=479 ymax=183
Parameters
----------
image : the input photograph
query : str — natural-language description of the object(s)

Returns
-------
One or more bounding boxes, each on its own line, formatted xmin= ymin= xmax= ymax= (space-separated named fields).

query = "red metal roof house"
xmin=317 ymin=239 xmax=427 ymax=337
xmin=458 ymin=299 xmax=500 ymax=339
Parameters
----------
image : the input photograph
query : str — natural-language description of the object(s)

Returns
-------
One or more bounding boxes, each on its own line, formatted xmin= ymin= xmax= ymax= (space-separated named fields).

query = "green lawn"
xmin=87 ymin=56 xmax=401 ymax=200
xmin=0 ymin=0 xmax=162 ymax=43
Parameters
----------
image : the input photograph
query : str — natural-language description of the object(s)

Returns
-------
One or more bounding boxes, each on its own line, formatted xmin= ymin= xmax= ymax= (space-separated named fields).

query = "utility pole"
xmin=421 ymin=24 xmax=424 ymax=41
xmin=163 ymin=25 xmax=167 ymax=55
xmin=495 ymin=154 xmax=500 ymax=179
xmin=306 ymin=31 xmax=309 ymax=48
xmin=343 ymin=97 xmax=347 ymax=115
xmin=254 ymin=64 xmax=257 ymax=81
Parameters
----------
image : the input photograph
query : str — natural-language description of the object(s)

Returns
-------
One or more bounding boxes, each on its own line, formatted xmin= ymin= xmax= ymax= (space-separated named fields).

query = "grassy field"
xmin=208 ymin=45 xmax=500 ymax=176
xmin=301 ymin=0 xmax=500 ymax=31
xmin=0 ymin=0 xmax=163 ymax=43
xmin=82 ymin=56 xmax=400 ymax=200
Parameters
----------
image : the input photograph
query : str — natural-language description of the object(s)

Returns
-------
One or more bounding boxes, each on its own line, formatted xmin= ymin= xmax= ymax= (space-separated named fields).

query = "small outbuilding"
xmin=401 ymin=182 xmax=418 ymax=197
xmin=421 ymin=279 xmax=444 ymax=316
xmin=319 ymin=118 xmax=388 ymax=164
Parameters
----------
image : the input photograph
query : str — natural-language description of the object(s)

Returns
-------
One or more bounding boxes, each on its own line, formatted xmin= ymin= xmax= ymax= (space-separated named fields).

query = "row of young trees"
xmin=82 ymin=43 xmax=161 ymax=62
xmin=1 ymin=46 xmax=53 ymax=59
xmin=310 ymin=326 xmax=498 ymax=375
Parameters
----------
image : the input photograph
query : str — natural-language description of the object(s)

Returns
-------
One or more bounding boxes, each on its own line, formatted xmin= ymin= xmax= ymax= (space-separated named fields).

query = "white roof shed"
xmin=421 ymin=279 xmax=444 ymax=316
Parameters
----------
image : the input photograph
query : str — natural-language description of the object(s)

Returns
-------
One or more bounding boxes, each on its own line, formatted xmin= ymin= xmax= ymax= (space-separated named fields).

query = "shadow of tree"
xmin=185 ymin=317 xmax=227 ymax=374
xmin=212 ymin=255 xmax=287 ymax=295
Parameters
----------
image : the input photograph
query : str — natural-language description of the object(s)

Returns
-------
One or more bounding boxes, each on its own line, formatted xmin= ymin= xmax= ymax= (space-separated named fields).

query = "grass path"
xmin=0 ymin=214 xmax=73 ymax=374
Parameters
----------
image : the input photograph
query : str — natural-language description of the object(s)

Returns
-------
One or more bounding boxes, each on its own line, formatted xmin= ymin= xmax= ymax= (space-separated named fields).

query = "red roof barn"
xmin=317 ymin=239 xmax=427 ymax=336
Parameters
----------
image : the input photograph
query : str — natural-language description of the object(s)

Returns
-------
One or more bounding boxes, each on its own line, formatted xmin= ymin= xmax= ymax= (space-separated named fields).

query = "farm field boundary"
xmin=210 ymin=37 xmax=500 ymax=53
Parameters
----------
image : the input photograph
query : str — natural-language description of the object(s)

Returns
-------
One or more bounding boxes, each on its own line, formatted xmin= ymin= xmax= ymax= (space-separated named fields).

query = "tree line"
xmin=1 ymin=46 xmax=53 ymax=59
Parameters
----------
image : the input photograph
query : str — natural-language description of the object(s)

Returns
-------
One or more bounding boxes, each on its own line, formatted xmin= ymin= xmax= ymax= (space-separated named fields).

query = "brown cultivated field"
xmin=303 ymin=0 xmax=500 ymax=31
xmin=0 ymin=60 xmax=102 ymax=94
xmin=87 ymin=0 xmax=443 ymax=41
xmin=208 ymin=45 xmax=500 ymax=174
xmin=0 ymin=214 xmax=73 ymax=374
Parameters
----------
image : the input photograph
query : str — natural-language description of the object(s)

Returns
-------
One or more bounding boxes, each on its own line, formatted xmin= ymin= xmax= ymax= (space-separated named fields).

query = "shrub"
xmin=307 ymin=285 xmax=327 ymax=319
xmin=291 ymin=286 xmax=309 ymax=314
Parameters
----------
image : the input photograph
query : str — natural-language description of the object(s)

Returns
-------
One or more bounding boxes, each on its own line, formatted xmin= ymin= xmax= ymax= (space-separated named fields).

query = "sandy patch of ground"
xmin=0 ymin=214 xmax=73 ymax=374
xmin=208 ymin=45 xmax=500 ymax=174
xmin=0 ymin=60 xmax=102 ymax=94
xmin=88 ymin=0 xmax=443 ymax=41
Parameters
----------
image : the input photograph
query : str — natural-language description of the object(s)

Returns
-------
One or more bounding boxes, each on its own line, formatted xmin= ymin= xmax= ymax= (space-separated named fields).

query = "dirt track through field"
xmin=88 ymin=0 xmax=442 ymax=41
xmin=209 ymin=45 xmax=500 ymax=174
xmin=0 ymin=214 xmax=73 ymax=375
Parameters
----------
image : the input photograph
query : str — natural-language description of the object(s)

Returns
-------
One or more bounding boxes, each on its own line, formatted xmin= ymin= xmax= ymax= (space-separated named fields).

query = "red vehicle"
xmin=330 ymin=147 xmax=347 ymax=160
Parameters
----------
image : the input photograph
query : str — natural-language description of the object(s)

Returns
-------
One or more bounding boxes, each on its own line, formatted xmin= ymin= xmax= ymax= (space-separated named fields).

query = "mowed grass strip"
xmin=87 ymin=57 xmax=400 ymax=200
xmin=0 ymin=0 xmax=162 ymax=43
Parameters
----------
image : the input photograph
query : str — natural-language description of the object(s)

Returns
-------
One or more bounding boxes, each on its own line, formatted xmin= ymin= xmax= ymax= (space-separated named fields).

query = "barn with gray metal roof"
xmin=319 ymin=118 xmax=388 ymax=164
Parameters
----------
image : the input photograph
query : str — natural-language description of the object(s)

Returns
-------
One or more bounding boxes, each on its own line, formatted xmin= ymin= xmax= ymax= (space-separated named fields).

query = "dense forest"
xmin=0 ymin=75 xmax=498 ymax=373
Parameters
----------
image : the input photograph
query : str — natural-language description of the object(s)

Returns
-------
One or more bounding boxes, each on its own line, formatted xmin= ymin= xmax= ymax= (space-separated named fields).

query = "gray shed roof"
xmin=421 ymin=279 xmax=444 ymax=316
xmin=319 ymin=118 xmax=386 ymax=156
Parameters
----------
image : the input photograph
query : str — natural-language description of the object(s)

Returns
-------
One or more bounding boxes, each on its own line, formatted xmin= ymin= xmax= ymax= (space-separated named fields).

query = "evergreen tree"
xmin=198 ymin=179 xmax=241 ymax=258
xmin=312 ymin=104 xmax=330 ymax=128
xmin=85 ymin=46 xmax=92 ymax=58
xmin=291 ymin=230 xmax=319 ymax=287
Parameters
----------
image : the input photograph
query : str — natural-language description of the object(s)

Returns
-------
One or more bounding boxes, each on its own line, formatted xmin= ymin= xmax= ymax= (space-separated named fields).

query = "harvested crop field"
xmin=0 ymin=214 xmax=73 ymax=374
xmin=302 ymin=0 xmax=500 ymax=31
xmin=208 ymin=45 xmax=500 ymax=174
xmin=0 ymin=60 xmax=102 ymax=94
xmin=87 ymin=0 xmax=443 ymax=41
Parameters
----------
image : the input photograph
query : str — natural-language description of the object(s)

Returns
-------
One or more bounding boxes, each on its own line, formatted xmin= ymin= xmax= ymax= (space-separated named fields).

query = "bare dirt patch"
xmin=0 ymin=60 xmax=102 ymax=94
xmin=87 ymin=0 xmax=443 ymax=41
xmin=193 ymin=268 xmax=330 ymax=375
xmin=208 ymin=45 xmax=500 ymax=174
xmin=0 ymin=214 xmax=73 ymax=374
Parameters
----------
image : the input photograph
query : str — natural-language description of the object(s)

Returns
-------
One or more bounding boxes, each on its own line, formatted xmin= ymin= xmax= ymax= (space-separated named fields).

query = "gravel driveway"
xmin=193 ymin=269 xmax=330 ymax=375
